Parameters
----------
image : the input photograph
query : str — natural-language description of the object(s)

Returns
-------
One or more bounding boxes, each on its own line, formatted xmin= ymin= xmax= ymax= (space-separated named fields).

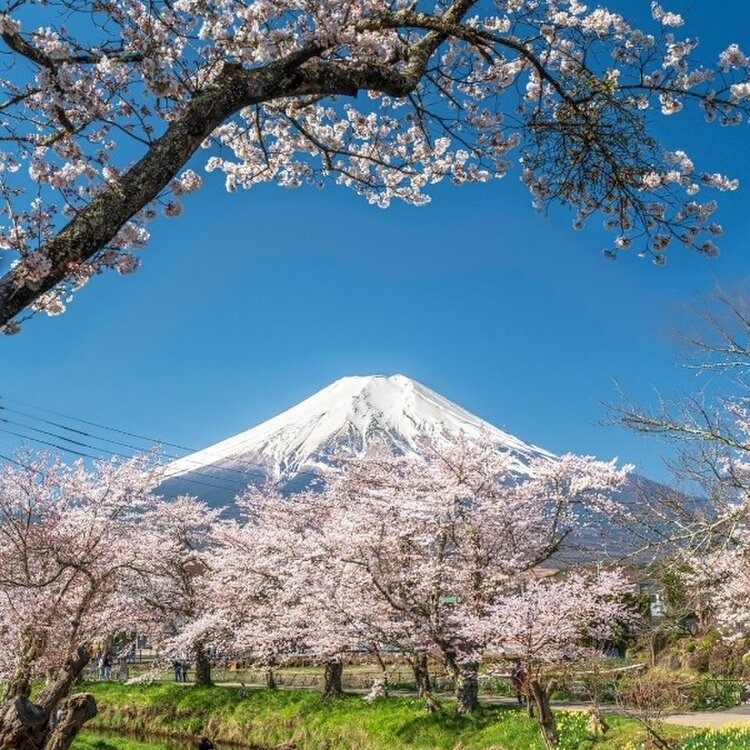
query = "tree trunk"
xmin=0 ymin=692 xmax=96 ymax=750
xmin=412 ymin=653 xmax=431 ymax=696
xmin=323 ymin=661 xmax=343 ymax=697
xmin=0 ymin=696 xmax=48 ymax=750
xmin=586 ymin=707 xmax=608 ymax=736
xmin=529 ymin=680 xmax=558 ymax=749
xmin=43 ymin=694 xmax=97 ymax=750
xmin=3 ymin=635 xmax=47 ymax=703
xmin=410 ymin=654 xmax=440 ymax=712
xmin=0 ymin=646 xmax=95 ymax=750
xmin=265 ymin=669 xmax=277 ymax=690
xmin=193 ymin=643 xmax=212 ymax=687
xmin=454 ymin=662 xmax=479 ymax=715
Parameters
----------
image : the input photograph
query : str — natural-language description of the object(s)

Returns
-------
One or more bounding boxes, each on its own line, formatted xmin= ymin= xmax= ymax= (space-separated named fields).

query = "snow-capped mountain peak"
xmin=159 ymin=374 xmax=553 ymax=505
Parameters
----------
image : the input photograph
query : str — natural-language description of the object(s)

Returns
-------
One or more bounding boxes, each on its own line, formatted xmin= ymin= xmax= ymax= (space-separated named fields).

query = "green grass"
xmin=72 ymin=734 xmax=179 ymax=750
xmin=76 ymin=682 xmax=698 ymax=750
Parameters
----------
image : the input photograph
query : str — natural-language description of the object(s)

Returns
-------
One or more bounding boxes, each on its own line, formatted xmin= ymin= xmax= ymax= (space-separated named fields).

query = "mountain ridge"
xmin=158 ymin=374 xmax=554 ymax=504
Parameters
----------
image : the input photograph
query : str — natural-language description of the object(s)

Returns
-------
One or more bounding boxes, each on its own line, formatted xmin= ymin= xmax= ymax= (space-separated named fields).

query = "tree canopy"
xmin=0 ymin=437 xmax=636 ymax=750
xmin=0 ymin=0 xmax=747 ymax=331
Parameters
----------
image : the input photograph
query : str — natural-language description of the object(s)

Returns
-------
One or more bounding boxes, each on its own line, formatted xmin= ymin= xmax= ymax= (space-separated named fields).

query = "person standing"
xmin=511 ymin=661 xmax=527 ymax=706
xmin=99 ymin=654 xmax=112 ymax=680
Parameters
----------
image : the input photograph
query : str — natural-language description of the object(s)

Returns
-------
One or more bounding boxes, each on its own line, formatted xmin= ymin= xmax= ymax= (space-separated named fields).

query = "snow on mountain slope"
xmin=158 ymin=374 xmax=553 ymax=505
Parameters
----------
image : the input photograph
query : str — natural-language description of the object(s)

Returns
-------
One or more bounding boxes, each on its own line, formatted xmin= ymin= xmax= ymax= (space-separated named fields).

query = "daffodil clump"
xmin=678 ymin=726 xmax=750 ymax=750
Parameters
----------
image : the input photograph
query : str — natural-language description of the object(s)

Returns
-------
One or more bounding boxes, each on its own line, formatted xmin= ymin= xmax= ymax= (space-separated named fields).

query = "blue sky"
xmin=1 ymin=0 xmax=749 ymax=483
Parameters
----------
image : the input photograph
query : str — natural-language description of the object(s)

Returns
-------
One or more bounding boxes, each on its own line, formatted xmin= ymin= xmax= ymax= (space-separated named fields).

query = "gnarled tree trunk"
xmin=453 ymin=661 xmax=479 ymax=715
xmin=323 ymin=661 xmax=343 ymax=697
xmin=43 ymin=694 xmax=97 ymax=750
xmin=193 ymin=643 xmax=212 ymax=687
xmin=0 ymin=647 xmax=97 ymax=750
xmin=529 ymin=679 xmax=558 ymax=749
xmin=410 ymin=654 xmax=440 ymax=712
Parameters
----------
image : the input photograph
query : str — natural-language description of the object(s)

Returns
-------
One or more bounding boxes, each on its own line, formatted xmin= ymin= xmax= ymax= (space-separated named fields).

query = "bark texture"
xmin=193 ymin=643 xmax=212 ymax=687
xmin=410 ymin=654 xmax=440 ymax=712
xmin=0 ymin=647 xmax=95 ymax=750
xmin=43 ymin=694 xmax=97 ymax=750
xmin=529 ymin=680 xmax=559 ymax=750
xmin=0 ymin=693 xmax=96 ymax=750
xmin=453 ymin=661 xmax=480 ymax=715
xmin=323 ymin=661 xmax=343 ymax=697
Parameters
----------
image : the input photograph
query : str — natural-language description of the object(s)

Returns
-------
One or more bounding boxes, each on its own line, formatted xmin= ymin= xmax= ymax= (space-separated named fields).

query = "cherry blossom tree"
xmin=0 ymin=451 xmax=161 ymax=750
xmin=207 ymin=485 xmax=328 ymax=688
xmin=487 ymin=570 xmax=639 ymax=748
xmin=202 ymin=438 xmax=630 ymax=713
xmin=0 ymin=1 xmax=748 ymax=331
xmin=123 ymin=495 xmax=222 ymax=686
xmin=309 ymin=439 xmax=631 ymax=714
xmin=208 ymin=483 xmax=394 ymax=695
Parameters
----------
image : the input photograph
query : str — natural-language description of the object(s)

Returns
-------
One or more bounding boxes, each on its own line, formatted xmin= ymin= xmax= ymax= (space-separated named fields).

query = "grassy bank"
xmin=73 ymin=736 xmax=175 ymax=750
xmin=74 ymin=682 xmax=697 ymax=750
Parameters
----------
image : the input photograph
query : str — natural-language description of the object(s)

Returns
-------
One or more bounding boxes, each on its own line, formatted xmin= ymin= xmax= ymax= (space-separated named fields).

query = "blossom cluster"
xmin=201 ymin=438 xmax=633 ymax=677
xmin=0 ymin=0 xmax=748 ymax=329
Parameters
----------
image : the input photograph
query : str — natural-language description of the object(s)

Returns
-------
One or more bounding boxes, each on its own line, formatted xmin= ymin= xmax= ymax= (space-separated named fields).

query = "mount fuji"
xmin=158 ymin=374 xmax=555 ymax=506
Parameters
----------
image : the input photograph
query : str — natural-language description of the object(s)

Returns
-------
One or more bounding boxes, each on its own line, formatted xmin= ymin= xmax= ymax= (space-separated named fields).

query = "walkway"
xmin=663 ymin=704 xmax=750 ymax=729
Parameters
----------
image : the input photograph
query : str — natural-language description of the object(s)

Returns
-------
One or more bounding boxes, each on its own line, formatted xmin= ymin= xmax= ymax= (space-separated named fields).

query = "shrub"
xmin=687 ymin=678 xmax=740 ymax=711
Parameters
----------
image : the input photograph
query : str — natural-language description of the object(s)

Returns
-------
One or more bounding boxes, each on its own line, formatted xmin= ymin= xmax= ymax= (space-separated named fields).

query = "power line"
xmin=0 ymin=408 xmax=244 ymax=488
xmin=0 ymin=396 xmax=272 ymax=489
xmin=0 ymin=426 xmax=99 ymax=460
xmin=0 ymin=396 xmax=278 ymax=483
xmin=0 ymin=451 xmax=38 ymax=472
xmin=0 ymin=423 xmax=249 ymax=495
xmin=0 ymin=400 xmax=266 ymax=496
xmin=0 ymin=394 xmax=195 ymax=453
xmin=0 ymin=404 xmax=154 ymax=454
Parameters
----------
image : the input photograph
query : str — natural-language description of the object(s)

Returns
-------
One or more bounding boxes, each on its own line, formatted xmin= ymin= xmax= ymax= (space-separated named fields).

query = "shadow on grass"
xmin=393 ymin=705 xmax=531 ymax=744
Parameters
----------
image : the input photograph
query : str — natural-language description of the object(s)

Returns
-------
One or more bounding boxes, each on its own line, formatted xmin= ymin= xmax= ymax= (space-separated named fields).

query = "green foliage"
xmin=674 ymin=631 xmax=750 ymax=678
xmin=478 ymin=676 xmax=515 ymax=697
xmin=72 ymin=734 xmax=175 ymax=750
xmin=687 ymin=678 xmax=741 ymax=711
xmin=659 ymin=571 xmax=690 ymax=614
xmin=708 ymin=645 xmax=746 ymax=680
xmin=677 ymin=726 xmax=750 ymax=749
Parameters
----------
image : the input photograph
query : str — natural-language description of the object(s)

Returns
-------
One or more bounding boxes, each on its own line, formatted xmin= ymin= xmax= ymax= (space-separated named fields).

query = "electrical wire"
xmin=0 ymin=395 xmax=273 ymax=485
xmin=0 ymin=397 xmax=271 ymax=496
